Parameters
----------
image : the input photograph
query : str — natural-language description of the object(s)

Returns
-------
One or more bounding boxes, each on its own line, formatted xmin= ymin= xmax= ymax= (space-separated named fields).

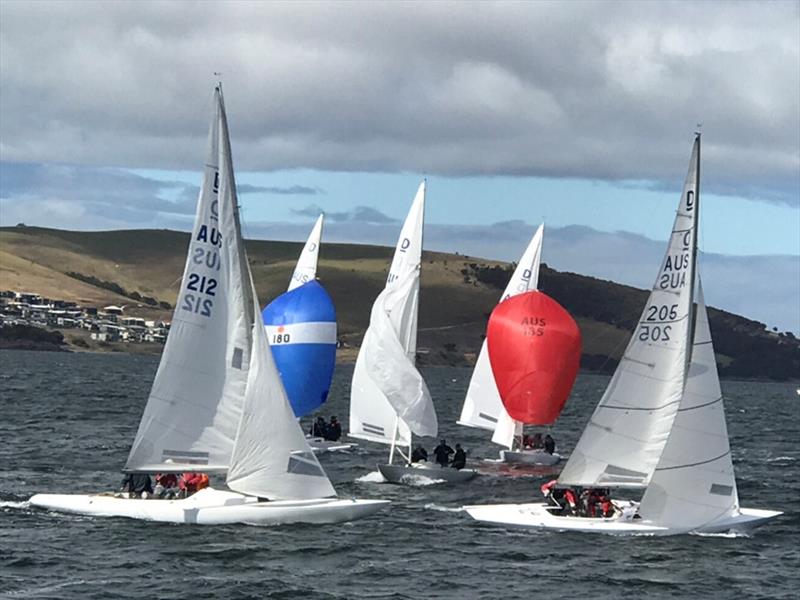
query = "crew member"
xmin=411 ymin=445 xmax=428 ymax=463
xmin=544 ymin=434 xmax=556 ymax=454
xmin=432 ymin=439 xmax=454 ymax=467
xmin=450 ymin=444 xmax=467 ymax=470
xmin=324 ymin=416 xmax=342 ymax=441
xmin=310 ymin=416 xmax=327 ymax=438
xmin=154 ymin=472 xmax=179 ymax=499
xmin=120 ymin=472 xmax=153 ymax=498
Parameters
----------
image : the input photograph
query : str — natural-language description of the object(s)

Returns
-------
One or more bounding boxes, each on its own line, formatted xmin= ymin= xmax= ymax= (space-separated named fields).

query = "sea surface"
xmin=1 ymin=349 xmax=798 ymax=599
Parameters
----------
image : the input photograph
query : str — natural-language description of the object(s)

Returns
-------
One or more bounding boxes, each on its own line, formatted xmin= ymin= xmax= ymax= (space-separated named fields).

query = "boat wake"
xmin=0 ymin=500 xmax=31 ymax=510
xmin=398 ymin=474 xmax=445 ymax=486
xmin=693 ymin=530 xmax=751 ymax=539
xmin=355 ymin=471 xmax=387 ymax=484
xmin=424 ymin=503 xmax=465 ymax=513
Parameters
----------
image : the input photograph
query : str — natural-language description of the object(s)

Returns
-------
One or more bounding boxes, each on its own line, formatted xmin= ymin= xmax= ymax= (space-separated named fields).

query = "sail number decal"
xmin=271 ymin=333 xmax=291 ymax=344
xmin=180 ymin=168 xmax=223 ymax=319
xmin=645 ymin=303 xmax=678 ymax=322
xmin=638 ymin=324 xmax=671 ymax=342
xmin=520 ymin=316 xmax=546 ymax=336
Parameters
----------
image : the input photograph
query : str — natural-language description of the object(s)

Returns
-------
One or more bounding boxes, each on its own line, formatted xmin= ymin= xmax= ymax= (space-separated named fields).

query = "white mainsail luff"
xmin=458 ymin=225 xmax=544 ymax=448
xmin=125 ymin=88 xmax=251 ymax=473
xmin=557 ymin=137 xmax=700 ymax=489
xmin=288 ymin=214 xmax=323 ymax=292
xmin=349 ymin=181 xmax=436 ymax=443
xmin=638 ymin=281 xmax=739 ymax=529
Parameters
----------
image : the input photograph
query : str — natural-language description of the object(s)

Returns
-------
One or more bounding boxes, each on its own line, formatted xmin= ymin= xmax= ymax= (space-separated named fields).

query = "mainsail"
xmin=458 ymin=224 xmax=544 ymax=448
xmin=125 ymin=87 xmax=251 ymax=473
xmin=349 ymin=181 xmax=436 ymax=444
xmin=638 ymin=280 xmax=739 ymax=529
xmin=557 ymin=135 xmax=701 ymax=489
xmin=288 ymin=214 xmax=323 ymax=292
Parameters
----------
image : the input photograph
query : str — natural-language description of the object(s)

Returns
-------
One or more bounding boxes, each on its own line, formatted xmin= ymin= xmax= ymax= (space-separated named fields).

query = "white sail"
xmin=227 ymin=279 xmax=336 ymax=500
xmin=349 ymin=181 xmax=436 ymax=443
xmin=638 ymin=281 xmax=739 ymax=529
xmin=558 ymin=136 xmax=700 ymax=488
xmin=125 ymin=87 xmax=251 ymax=473
xmin=288 ymin=214 xmax=323 ymax=292
xmin=459 ymin=224 xmax=544 ymax=449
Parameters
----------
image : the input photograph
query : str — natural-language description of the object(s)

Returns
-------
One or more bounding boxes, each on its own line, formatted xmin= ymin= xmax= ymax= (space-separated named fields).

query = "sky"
xmin=0 ymin=1 xmax=798 ymax=332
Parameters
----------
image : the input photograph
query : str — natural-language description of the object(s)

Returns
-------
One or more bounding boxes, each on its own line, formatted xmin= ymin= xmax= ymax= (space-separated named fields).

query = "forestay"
xmin=349 ymin=181 xmax=436 ymax=443
xmin=638 ymin=281 xmax=739 ymax=529
xmin=458 ymin=225 xmax=543 ymax=448
xmin=558 ymin=137 xmax=700 ymax=489
xmin=288 ymin=214 xmax=323 ymax=292
xmin=125 ymin=88 xmax=251 ymax=473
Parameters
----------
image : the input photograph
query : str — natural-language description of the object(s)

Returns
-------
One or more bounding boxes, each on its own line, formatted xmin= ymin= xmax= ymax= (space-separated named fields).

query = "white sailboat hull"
xmin=29 ymin=487 xmax=389 ymax=525
xmin=378 ymin=463 xmax=477 ymax=484
xmin=306 ymin=436 xmax=358 ymax=453
xmin=498 ymin=449 xmax=561 ymax=466
xmin=463 ymin=502 xmax=782 ymax=536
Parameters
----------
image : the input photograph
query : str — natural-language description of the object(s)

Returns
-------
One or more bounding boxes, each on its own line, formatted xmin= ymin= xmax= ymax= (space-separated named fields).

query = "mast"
xmin=684 ymin=132 xmax=701 ymax=379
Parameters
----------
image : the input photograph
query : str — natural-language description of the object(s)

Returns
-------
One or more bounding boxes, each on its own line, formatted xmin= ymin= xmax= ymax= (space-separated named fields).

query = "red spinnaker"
xmin=487 ymin=290 xmax=581 ymax=424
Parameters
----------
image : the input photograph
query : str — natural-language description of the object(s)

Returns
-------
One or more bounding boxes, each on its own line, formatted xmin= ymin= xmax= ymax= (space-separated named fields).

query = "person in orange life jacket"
xmin=324 ymin=416 xmax=342 ymax=441
xmin=599 ymin=491 xmax=614 ymax=518
xmin=180 ymin=472 xmax=206 ymax=497
xmin=544 ymin=434 xmax=556 ymax=454
xmin=432 ymin=439 xmax=454 ymax=467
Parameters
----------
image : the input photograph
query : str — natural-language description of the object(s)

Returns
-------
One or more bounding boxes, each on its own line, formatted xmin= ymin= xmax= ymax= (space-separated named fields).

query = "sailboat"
xmin=261 ymin=215 xmax=356 ymax=453
xmin=458 ymin=226 xmax=565 ymax=465
xmin=348 ymin=182 xmax=476 ymax=484
xmin=465 ymin=134 xmax=782 ymax=535
xmin=29 ymin=86 xmax=388 ymax=525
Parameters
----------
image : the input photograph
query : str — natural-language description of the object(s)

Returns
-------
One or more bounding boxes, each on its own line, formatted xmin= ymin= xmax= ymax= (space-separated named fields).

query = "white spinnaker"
xmin=458 ymin=225 xmax=544 ymax=448
xmin=227 ymin=279 xmax=336 ymax=500
xmin=349 ymin=181 xmax=436 ymax=443
xmin=125 ymin=87 xmax=250 ymax=473
xmin=639 ymin=281 xmax=739 ymax=529
xmin=558 ymin=136 xmax=700 ymax=488
xmin=288 ymin=214 xmax=323 ymax=292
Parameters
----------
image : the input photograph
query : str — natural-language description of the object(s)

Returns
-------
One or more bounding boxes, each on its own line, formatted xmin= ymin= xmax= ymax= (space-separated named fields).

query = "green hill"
xmin=1 ymin=225 xmax=797 ymax=380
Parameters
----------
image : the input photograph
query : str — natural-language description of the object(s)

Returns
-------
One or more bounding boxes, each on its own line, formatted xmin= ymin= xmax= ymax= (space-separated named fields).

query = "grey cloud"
xmin=0 ymin=1 xmax=797 ymax=204
xmin=291 ymin=204 xmax=398 ymax=224
xmin=238 ymin=183 xmax=321 ymax=195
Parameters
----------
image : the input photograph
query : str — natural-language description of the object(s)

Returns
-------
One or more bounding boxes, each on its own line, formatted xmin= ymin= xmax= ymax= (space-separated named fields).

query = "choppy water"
xmin=1 ymin=350 xmax=798 ymax=599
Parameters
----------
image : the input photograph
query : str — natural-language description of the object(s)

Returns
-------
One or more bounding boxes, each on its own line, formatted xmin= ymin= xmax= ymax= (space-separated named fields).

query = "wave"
xmin=0 ymin=500 xmax=30 ymax=510
xmin=398 ymin=474 xmax=445 ymax=486
xmin=355 ymin=470 xmax=387 ymax=484
xmin=424 ymin=503 xmax=465 ymax=513
xmin=766 ymin=456 xmax=796 ymax=462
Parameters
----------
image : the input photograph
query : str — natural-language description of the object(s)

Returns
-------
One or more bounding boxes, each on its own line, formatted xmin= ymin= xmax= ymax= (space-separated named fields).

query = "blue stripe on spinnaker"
xmin=261 ymin=280 xmax=337 ymax=418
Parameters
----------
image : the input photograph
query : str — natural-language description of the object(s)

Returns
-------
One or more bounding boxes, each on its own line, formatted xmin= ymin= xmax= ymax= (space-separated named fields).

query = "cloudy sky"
xmin=1 ymin=1 xmax=798 ymax=331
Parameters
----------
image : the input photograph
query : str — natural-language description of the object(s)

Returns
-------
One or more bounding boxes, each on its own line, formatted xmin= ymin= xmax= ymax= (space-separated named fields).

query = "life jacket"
xmin=197 ymin=473 xmax=210 ymax=490
xmin=564 ymin=489 xmax=577 ymax=507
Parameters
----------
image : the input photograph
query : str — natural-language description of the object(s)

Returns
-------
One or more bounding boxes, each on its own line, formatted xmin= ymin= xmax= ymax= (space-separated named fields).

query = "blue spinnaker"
xmin=261 ymin=280 xmax=337 ymax=418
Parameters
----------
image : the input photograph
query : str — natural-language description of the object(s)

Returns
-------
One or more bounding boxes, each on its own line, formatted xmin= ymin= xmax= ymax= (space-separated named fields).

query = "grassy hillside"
xmin=1 ymin=225 xmax=797 ymax=380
